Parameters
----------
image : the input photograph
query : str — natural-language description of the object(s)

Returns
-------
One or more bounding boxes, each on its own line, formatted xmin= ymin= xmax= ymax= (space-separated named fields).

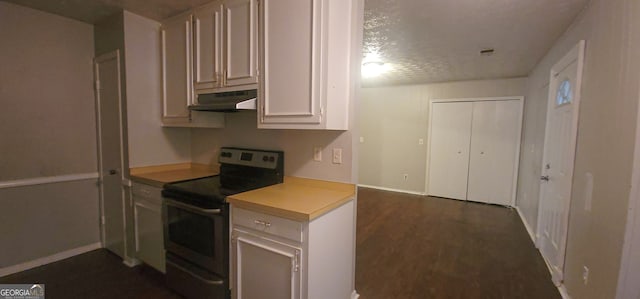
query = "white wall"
xmin=516 ymin=0 xmax=640 ymax=297
xmin=358 ymin=78 xmax=526 ymax=193
xmin=191 ymin=112 xmax=354 ymax=183
xmin=123 ymin=11 xmax=191 ymax=168
xmin=0 ymin=2 xmax=100 ymax=269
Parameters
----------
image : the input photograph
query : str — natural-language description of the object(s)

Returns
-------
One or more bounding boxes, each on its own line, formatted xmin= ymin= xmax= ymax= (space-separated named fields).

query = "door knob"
xmin=109 ymin=169 xmax=117 ymax=175
xmin=540 ymin=175 xmax=549 ymax=181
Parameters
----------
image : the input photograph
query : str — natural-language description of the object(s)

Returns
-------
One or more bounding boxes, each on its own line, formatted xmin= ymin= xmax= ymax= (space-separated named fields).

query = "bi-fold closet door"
xmin=427 ymin=99 xmax=522 ymax=206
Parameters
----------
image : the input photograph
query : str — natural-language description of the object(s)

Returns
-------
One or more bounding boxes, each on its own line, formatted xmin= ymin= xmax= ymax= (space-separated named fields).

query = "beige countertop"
xmin=227 ymin=176 xmax=356 ymax=222
xmin=129 ymin=163 xmax=219 ymax=187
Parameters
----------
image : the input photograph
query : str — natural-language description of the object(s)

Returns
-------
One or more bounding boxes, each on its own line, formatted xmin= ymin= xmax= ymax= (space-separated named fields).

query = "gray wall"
xmin=0 ymin=2 xmax=100 ymax=268
xmin=0 ymin=181 xmax=100 ymax=268
xmin=358 ymin=78 xmax=527 ymax=193
xmin=516 ymin=0 xmax=640 ymax=297
xmin=191 ymin=112 xmax=354 ymax=183
xmin=123 ymin=11 xmax=191 ymax=168
xmin=0 ymin=2 xmax=97 ymax=180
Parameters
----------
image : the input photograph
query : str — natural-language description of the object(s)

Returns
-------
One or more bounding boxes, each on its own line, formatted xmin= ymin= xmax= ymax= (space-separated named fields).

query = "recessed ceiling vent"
xmin=480 ymin=48 xmax=495 ymax=56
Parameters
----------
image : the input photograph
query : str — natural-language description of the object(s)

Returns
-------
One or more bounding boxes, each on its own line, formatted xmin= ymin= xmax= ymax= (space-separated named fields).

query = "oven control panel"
xmin=219 ymin=148 xmax=283 ymax=169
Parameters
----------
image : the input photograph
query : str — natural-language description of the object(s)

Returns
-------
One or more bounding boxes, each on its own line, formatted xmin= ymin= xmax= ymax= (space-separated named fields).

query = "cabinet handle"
xmin=223 ymin=69 xmax=227 ymax=86
xmin=253 ymin=219 xmax=271 ymax=228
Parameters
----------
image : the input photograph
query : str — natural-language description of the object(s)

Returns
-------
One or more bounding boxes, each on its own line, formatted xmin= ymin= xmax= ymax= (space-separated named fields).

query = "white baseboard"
xmin=558 ymin=284 xmax=571 ymax=299
xmin=0 ymin=242 xmax=102 ymax=277
xmin=351 ymin=290 xmax=360 ymax=299
xmin=357 ymin=184 xmax=424 ymax=196
xmin=516 ymin=206 xmax=536 ymax=244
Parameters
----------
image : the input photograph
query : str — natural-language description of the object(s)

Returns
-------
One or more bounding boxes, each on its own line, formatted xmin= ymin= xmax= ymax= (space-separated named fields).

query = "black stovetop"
xmin=162 ymin=176 xmax=227 ymax=209
xmin=162 ymin=147 xmax=284 ymax=209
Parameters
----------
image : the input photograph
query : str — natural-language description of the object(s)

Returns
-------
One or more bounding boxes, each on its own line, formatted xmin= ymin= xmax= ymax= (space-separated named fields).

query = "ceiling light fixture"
xmin=361 ymin=52 xmax=391 ymax=78
xmin=361 ymin=61 xmax=387 ymax=78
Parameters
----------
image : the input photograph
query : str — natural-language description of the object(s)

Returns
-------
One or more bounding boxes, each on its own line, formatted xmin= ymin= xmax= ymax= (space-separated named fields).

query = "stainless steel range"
xmin=161 ymin=147 xmax=284 ymax=299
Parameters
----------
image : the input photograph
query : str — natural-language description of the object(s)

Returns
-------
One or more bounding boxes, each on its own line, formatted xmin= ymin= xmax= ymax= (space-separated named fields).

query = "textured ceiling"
xmin=4 ymin=0 xmax=590 ymax=87
xmin=1 ymin=0 xmax=210 ymax=24
xmin=362 ymin=0 xmax=590 ymax=86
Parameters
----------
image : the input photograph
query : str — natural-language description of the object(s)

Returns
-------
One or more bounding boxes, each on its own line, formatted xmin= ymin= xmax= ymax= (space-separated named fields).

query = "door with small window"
xmin=537 ymin=40 xmax=585 ymax=285
xmin=232 ymin=230 xmax=301 ymax=299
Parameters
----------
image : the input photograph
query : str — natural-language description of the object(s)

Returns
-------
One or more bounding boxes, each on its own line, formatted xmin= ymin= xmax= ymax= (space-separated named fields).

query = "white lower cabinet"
xmin=233 ymin=230 xmax=302 ymax=299
xmin=131 ymin=182 xmax=165 ymax=273
xmin=231 ymin=200 xmax=355 ymax=299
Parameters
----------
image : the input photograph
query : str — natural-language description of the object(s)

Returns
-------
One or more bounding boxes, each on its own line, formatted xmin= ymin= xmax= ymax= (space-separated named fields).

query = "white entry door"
xmin=94 ymin=51 xmax=126 ymax=258
xmin=428 ymin=102 xmax=473 ymax=200
xmin=536 ymin=40 xmax=586 ymax=285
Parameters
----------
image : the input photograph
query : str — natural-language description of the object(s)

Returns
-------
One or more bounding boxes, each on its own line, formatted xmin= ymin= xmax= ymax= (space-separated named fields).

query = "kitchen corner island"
xmin=227 ymin=176 xmax=358 ymax=299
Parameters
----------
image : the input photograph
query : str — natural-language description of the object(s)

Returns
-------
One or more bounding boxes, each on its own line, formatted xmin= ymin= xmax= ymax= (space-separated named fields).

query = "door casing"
xmin=425 ymin=96 xmax=524 ymax=207
xmin=94 ymin=50 xmax=127 ymax=258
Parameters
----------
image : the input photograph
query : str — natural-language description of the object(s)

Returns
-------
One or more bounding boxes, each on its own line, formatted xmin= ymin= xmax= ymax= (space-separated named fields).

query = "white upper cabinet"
xmin=161 ymin=12 xmax=193 ymax=125
xmin=258 ymin=0 xmax=360 ymax=130
xmin=193 ymin=2 xmax=223 ymax=91
xmin=224 ymin=0 xmax=258 ymax=87
xmin=162 ymin=9 xmax=225 ymax=128
xmin=193 ymin=0 xmax=258 ymax=94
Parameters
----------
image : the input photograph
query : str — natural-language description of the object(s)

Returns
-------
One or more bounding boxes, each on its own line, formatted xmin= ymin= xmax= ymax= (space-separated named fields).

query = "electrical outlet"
xmin=359 ymin=137 xmax=365 ymax=143
xmin=583 ymin=266 xmax=589 ymax=285
xmin=332 ymin=148 xmax=342 ymax=164
xmin=418 ymin=139 xmax=424 ymax=145
xmin=313 ymin=147 xmax=322 ymax=161
xmin=403 ymin=174 xmax=408 ymax=180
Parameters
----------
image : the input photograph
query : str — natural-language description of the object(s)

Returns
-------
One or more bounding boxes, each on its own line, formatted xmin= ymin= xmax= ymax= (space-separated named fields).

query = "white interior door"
xmin=428 ymin=102 xmax=473 ymax=200
xmin=467 ymin=100 xmax=522 ymax=205
xmin=95 ymin=51 xmax=126 ymax=258
xmin=537 ymin=40 xmax=585 ymax=285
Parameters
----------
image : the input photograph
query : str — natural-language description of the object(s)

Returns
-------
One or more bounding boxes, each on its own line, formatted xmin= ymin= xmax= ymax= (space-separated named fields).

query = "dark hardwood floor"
xmin=0 ymin=250 xmax=182 ymax=299
xmin=355 ymin=187 xmax=560 ymax=299
xmin=1 ymin=187 xmax=559 ymax=299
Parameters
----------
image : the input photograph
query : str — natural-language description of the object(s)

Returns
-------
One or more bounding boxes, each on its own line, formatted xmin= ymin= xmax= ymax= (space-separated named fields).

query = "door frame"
xmin=535 ymin=40 xmax=586 ymax=285
xmin=615 ymin=80 xmax=640 ymax=299
xmin=93 ymin=50 xmax=127 ymax=252
xmin=425 ymin=96 xmax=525 ymax=206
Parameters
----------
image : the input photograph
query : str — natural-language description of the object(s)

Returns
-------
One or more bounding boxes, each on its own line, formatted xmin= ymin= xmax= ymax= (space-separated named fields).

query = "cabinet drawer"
xmin=232 ymin=207 xmax=303 ymax=243
xmin=131 ymin=182 xmax=163 ymax=204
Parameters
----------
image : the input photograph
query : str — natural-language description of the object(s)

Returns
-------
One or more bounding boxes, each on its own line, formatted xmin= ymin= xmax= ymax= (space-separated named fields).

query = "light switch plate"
xmin=313 ymin=147 xmax=322 ymax=161
xmin=332 ymin=148 xmax=342 ymax=164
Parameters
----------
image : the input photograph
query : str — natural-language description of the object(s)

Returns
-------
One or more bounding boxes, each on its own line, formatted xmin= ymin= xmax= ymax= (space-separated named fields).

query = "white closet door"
xmin=467 ymin=100 xmax=521 ymax=205
xmin=428 ymin=102 xmax=473 ymax=200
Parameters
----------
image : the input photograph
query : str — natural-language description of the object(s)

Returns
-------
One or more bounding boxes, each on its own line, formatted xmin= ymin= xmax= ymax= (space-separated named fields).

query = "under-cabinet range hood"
xmin=189 ymin=89 xmax=257 ymax=112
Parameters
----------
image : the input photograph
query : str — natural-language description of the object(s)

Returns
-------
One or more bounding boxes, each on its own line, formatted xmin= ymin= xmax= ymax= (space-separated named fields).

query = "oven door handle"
xmin=166 ymin=260 xmax=224 ymax=285
xmin=165 ymin=199 xmax=222 ymax=215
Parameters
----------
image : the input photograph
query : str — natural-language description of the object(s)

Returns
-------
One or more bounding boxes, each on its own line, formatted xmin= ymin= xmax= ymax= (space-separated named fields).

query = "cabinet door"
xmin=232 ymin=230 xmax=301 ymax=299
xmin=193 ymin=2 xmax=223 ymax=91
xmin=428 ymin=102 xmax=473 ymax=200
xmin=258 ymin=0 xmax=326 ymax=126
xmin=161 ymin=12 xmax=193 ymax=124
xmin=134 ymin=198 xmax=165 ymax=273
xmin=225 ymin=0 xmax=258 ymax=87
xmin=467 ymin=100 xmax=521 ymax=205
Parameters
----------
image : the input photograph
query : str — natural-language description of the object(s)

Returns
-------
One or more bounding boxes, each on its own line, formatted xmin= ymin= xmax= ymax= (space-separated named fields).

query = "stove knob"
xmin=262 ymin=156 xmax=269 ymax=162
xmin=269 ymin=156 xmax=275 ymax=162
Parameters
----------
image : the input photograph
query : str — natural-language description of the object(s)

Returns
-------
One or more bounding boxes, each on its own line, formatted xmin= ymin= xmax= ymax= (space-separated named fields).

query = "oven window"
xmin=167 ymin=207 xmax=216 ymax=257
